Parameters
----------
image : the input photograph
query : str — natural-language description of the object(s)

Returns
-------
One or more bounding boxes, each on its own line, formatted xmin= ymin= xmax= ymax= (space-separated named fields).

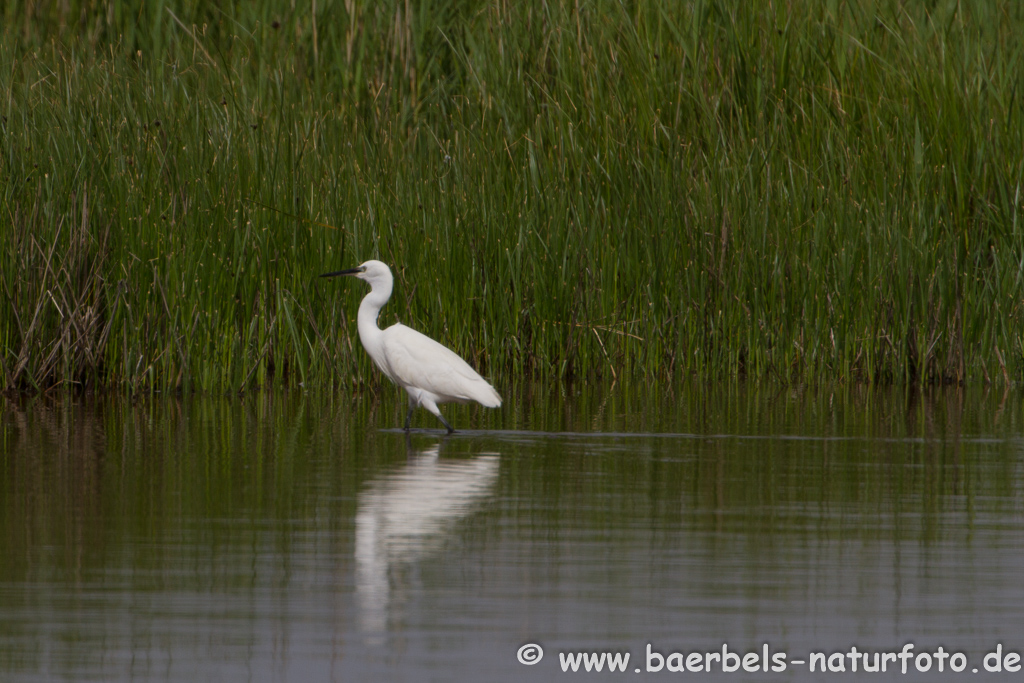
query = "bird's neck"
xmin=356 ymin=281 xmax=392 ymax=353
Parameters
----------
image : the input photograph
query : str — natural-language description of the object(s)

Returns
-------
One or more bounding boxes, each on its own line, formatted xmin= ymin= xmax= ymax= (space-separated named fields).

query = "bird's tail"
xmin=475 ymin=381 xmax=502 ymax=408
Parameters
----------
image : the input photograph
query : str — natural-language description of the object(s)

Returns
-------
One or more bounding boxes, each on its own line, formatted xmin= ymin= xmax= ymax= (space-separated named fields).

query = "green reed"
xmin=2 ymin=0 xmax=1023 ymax=393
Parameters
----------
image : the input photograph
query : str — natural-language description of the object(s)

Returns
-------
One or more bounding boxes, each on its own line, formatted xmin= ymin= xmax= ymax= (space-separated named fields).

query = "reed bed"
xmin=2 ymin=0 xmax=1023 ymax=394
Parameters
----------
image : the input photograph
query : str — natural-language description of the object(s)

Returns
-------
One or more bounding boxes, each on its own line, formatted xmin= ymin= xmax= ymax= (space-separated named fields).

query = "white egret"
xmin=321 ymin=260 xmax=501 ymax=433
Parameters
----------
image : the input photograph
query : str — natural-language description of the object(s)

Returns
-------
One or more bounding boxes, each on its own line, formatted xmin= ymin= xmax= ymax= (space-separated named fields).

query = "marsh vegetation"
xmin=2 ymin=1 xmax=1023 ymax=393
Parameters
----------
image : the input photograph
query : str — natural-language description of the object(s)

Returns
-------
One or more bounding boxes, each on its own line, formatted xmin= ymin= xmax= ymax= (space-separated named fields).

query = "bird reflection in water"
xmin=355 ymin=439 xmax=499 ymax=639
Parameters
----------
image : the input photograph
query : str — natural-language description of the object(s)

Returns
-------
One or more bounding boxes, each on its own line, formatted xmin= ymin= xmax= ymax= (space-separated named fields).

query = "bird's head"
xmin=320 ymin=259 xmax=393 ymax=289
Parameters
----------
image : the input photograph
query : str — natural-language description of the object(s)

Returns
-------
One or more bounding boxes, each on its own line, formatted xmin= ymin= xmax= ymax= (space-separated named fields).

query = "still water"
xmin=1 ymin=384 xmax=1023 ymax=681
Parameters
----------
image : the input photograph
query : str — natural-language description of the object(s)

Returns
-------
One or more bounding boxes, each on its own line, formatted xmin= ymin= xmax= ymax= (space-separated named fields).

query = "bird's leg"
xmin=419 ymin=395 xmax=454 ymax=434
xmin=404 ymin=406 xmax=415 ymax=431
xmin=436 ymin=412 xmax=455 ymax=435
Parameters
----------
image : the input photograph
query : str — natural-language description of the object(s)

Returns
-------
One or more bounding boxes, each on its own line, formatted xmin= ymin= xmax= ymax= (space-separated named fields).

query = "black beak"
xmin=320 ymin=266 xmax=365 ymax=278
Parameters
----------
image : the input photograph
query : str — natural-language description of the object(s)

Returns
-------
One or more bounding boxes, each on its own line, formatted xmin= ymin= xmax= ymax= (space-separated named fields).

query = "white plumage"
xmin=321 ymin=260 xmax=501 ymax=433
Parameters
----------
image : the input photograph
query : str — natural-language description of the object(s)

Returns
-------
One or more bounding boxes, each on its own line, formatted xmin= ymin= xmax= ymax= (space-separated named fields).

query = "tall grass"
xmin=2 ymin=0 xmax=1024 ymax=393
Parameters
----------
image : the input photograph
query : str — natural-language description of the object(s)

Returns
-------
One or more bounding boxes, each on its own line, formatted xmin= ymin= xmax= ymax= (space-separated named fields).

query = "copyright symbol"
xmin=517 ymin=643 xmax=544 ymax=665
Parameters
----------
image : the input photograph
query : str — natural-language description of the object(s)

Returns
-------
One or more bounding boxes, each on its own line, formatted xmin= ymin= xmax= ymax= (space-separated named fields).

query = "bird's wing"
xmin=381 ymin=324 xmax=501 ymax=406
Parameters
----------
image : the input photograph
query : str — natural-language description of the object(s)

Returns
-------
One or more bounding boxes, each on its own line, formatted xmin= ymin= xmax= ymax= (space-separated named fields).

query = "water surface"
xmin=2 ymin=384 xmax=1023 ymax=681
